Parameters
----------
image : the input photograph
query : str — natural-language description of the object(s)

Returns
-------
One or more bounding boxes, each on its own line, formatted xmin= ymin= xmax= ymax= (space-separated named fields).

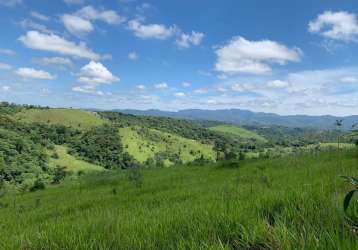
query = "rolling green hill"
xmin=15 ymin=108 xmax=105 ymax=129
xmin=48 ymin=145 xmax=104 ymax=173
xmin=209 ymin=124 xmax=267 ymax=142
xmin=0 ymin=150 xmax=357 ymax=249
xmin=119 ymin=126 xmax=216 ymax=165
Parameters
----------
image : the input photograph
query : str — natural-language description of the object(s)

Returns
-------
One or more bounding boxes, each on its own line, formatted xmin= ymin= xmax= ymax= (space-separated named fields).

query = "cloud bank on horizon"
xmin=1 ymin=0 xmax=358 ymax=116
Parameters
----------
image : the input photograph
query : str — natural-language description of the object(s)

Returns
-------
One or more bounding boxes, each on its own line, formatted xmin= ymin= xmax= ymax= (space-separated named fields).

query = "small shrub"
xmin=239 ymin=151 xmax=246 ymax=161
xmin=29 ymin=179 xmax=45 ymax=192
xmin=218 ymin=160 xmax=240 ymax=168
xmin=128 ymin=168 xmax=143 ymax=188
xmin=52 ymin=166 xmax=67 ymax=184
xmin=51 ymin=152 xmax=59 ymax=159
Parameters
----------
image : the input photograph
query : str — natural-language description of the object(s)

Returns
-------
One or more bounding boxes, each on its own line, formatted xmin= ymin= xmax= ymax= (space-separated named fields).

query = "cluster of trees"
xmin=0 ymin=126 xmax=48 ymax=186
xmin=69 ymin=125 xmax=135 ymax=169
xmin=0 ymin=104 xmax=136 ymax=190
xmin=0 ymin=103 xmax=50 ymax=189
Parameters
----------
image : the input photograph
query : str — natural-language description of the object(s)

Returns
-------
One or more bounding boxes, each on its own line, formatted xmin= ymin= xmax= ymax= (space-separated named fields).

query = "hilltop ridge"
xmin=116 ymin=108 xmax=358 ymax=130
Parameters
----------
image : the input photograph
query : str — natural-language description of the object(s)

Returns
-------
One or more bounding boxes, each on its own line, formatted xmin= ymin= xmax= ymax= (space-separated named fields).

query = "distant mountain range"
xmin=113 ymin=109 xmax=358 ymax=130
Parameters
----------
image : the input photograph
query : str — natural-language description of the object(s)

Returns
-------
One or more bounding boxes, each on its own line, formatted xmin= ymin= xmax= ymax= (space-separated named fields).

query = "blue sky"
xmin=1 ymin=0 xmax=358 ymax=115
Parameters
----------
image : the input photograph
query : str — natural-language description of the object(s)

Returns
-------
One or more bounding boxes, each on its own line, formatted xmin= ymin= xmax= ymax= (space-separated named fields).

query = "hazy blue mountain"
xmin=114 ymin=109 xmax=358 ymax=130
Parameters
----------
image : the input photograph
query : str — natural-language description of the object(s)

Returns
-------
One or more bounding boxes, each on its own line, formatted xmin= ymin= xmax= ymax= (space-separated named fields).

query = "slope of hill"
xmin=117 ymin=108 xmax=358 ymax=130
xmin=209 ymin=124 xmax=267 ymax=142
xmin=119 ymin=126 xmax=216 ymax=165
xmin=1 ymin=150 xmax=357 ymax=249
xmin=100 ymin=111 xmax=245 ymax=159
xmin=15 ymin=108 xmax=105 ymax=129
xmin=1 ymin=104 xmax=228 ymax=177
xmin=48 ymin=145 xmax=104 ymax=173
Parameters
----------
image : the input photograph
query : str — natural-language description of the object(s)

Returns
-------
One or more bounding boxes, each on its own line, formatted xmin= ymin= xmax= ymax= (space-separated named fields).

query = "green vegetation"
xmin=243 ymin=124 xmax=347 ymax=147
xmin=0 ymin=127 xmax=48 ymax=186
xmin=1 ymin=102 xmax=358 ymax=249
xmin=307 ymin=142 xmax=355 ymax=150
xmin=0 ymin=150 xmax=357 ymax=249
xmin=15 ymin=108 xmax=105 ymax=129
xmin=69 ymin=124 xmax=134 ymax=169
xmin=48 ymin=145 xmax=104 ymax=173
xmin=100 ymin=112 xmax=248 ymax=160
xmin=119 ymin=126 xmax=216 ymax=165
xmin=0 ymin=103 xmax=354 ymax=184
xmin=209 ymin=124 xmax=267 ymax=142
xmin=341 ymin=176 xmax=358 ymax=233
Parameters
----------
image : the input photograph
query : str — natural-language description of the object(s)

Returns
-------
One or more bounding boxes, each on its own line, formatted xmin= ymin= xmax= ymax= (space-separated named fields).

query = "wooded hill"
xmin=0 ymin=102 xmax=351 ymax=191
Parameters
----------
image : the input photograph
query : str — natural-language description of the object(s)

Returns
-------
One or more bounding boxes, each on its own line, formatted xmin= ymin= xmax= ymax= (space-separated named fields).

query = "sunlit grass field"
xmin=209 ymin=124 xmax=267 ymax=142
xmin=48 ymin=145 xmax=104 ymax=173
xmin=119 ymin=126 xmax=216 ymax=165
xmin=0 ymin=150 xmax=357 ymax=249
xmin=15 ymin=108 xmax=105 ymax=129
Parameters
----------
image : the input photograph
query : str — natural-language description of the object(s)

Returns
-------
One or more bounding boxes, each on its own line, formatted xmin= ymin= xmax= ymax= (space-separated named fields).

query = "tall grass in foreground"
xmin=0 ymin=150 xmax=357 ymax=249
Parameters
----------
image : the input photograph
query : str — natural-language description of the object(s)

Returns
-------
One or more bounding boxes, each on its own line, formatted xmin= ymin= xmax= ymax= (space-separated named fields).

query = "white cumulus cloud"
xmin=215 ymin=36 xmax=302 ymax=75
xmin=78 ymin=61 xmax=119 ymax=84
xmin=128 ymin=19 xmax=176 ymax=40
xmin=61 ymin=6 xmax=124 ymax=36
xmin=19 ymin=30 xmax=100 ymax=60
xmin=62 ymin=14 xmax=94 ymax=36
xmin=15 ymin=67 xmax=56 ymax=80
xmin=73 ymin=61 xmax=119 ymax=94
xmin=76 ymin=5 xmax=125 ymax=25
xmin=176 ymin=31 xmax=204 ymax=48
xmin=309 ymin=11 xmax=358 ymax=42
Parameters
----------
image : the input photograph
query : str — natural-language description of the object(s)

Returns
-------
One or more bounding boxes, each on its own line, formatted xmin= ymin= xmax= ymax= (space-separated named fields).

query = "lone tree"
xmin=335 ymin=119 xmax=343 ymax=150
xmin=335 ymin=119 xmax=343 ymax=168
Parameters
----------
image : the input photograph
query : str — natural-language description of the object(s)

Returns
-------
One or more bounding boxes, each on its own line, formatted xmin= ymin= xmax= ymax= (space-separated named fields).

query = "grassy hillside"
xmin=245 ymin=142 xmax=355 ymax=159
xmin=15 ymin=108 xmax=105 ymax=129
xmin=48 ymin=145 xmax=104 ymax=173
xmin=209 ymin=124 xmax=267 ymax=142
xmin=119 ymin=126 xmax=216 ymax=165
xmin=0 ymin=150 xmax=357 ymax=249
